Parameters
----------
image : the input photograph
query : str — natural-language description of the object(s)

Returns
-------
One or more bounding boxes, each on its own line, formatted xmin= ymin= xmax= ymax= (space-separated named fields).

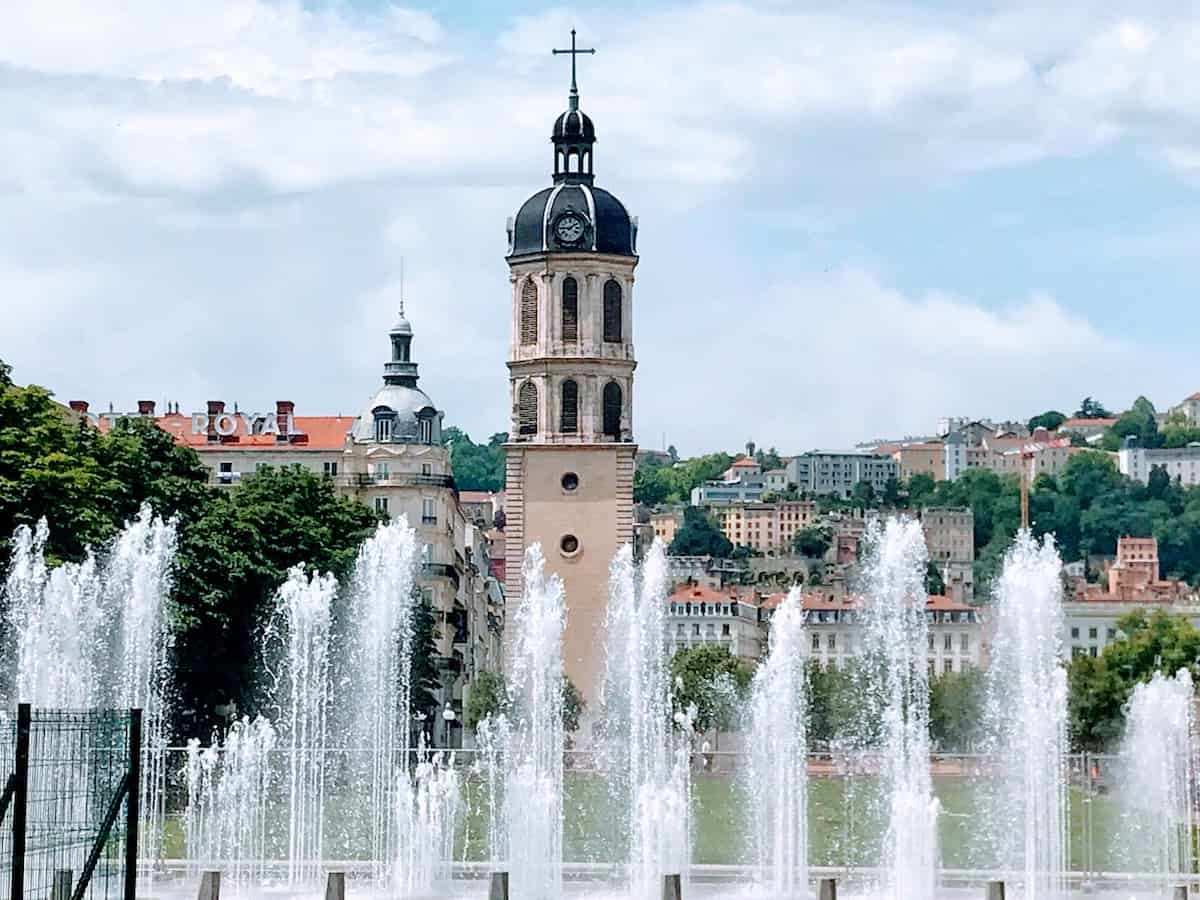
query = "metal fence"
xmin=1 ymin=705 xmax=142 ymax=900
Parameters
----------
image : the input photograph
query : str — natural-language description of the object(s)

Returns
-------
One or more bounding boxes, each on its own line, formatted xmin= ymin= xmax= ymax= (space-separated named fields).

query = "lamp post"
xmin=442 ymin=703 xmax=456 ymax=748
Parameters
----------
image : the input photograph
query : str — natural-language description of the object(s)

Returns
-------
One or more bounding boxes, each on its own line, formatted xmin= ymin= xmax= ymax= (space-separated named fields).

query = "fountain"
xmin=1116 ymin=668 xmax=1196 ymax=894
xmin=492 ymin=544 xmax=566 ymax=900
xmin=980 ymin=531 xmax=1067 ymax=900
xmin=2 ymin=506 xmax=178 ymax=867
xmin=262 ymin=565 xmax=337 ymax=885
xmin=601 ymin=539 xmax=692 ymax=898
xmin=337 ymin=519 xmax=420 ymax=882
xmin=747 ymin=586 xmax=807 ymax=897
xmin=860 ymin=517 xmax=939 ymax=900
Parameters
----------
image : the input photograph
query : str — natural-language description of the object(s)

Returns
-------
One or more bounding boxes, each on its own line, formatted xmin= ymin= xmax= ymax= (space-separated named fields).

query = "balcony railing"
xmin=337 ymin=473 xmax=457 ymax=491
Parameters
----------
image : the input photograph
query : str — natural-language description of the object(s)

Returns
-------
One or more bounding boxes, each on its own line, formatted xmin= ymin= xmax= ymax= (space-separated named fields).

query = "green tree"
xmin=755 ymin=447 xmax=784 ymax=471
xmin=1102 ymin=396 xmax=1160 ymax=451
xmin=1068 ymin=609 xmax=1200 ymax=750
xmin=668 ymin=506 xmax=733 ymax=557
xmin=929 ymin=667 xmax=985 ymax=751
xmin=443 ymin=427 xmax=506 ymax=492
xmin=409 ymin=594 xmax=442 ymax=723
xmin=925 ymin=560 xmax=946 ymax=596
xmin=465 ymin=671 xmax=507 ymax=729
xmin=791 ymin=526 xmax=832 ymax=559
xmin=563 ymin=677 xmax=585 ymax=735
xmin=1027 ymin=410 xmax=1067 ymax=432
xmin=1075 ymin=397 xmax=1113 ymax=419
xmin=171 ymin=465 xmax=380 ymax=738
xmin=669 ymin=644 xmax=753 ymax=734
xmin=906 ymin=473 xmax=937 ymax=508
xmin=881 ymin=475 xmax=901 ymax=507
xmin=850 ymin=480 xmax=877 ymax=509
xmin=633 ymin=457 xmax=671 ymax=506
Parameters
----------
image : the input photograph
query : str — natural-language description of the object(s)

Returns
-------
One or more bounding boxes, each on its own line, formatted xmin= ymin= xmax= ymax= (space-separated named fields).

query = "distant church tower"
xmin=503 ymin=32 xmax=638 ymax=703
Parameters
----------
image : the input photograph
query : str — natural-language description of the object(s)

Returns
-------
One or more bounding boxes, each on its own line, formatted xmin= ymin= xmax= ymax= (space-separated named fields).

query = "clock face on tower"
xmin=554 ymin=212 xmax=587 ymax=246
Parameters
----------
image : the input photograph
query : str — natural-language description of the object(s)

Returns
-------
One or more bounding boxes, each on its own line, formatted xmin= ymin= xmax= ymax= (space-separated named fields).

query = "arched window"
xmin=603 ymin=381 xmax=622 ymax=439
xmin=561 ymin=277 xmax=578 ymax=342
xmin=560 ymin=379 xmax=578 ymax=434
xmin=518 ymin=381 xmax=538 ymax=436
xmin=520 ymin=279 xmax=538 ymax=345
xmin=603 ymin=279 xmax=622 ymax=343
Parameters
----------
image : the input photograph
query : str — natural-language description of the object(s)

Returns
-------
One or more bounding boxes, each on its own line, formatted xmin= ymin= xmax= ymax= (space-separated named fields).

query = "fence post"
xmin=10 ymin=703 xmax=31 ymax=900
xmin=987 ymin=881 xmax=1005 ymax=900
xmin=196 ymin=871 xmax=221 ymax=900
xmin=51 ymin=869 xmax=73 ymax=900
xmin=818 ymin=877 xmax=837 ymax=900
xmin=124 ymin=708 xmax=142 ymax=900
xmin=488 ymin=871 xmax=508 ymax=900
xmin=324 ymin=871 xmax=346 ymax=900
xmin=662 ymin=873 xmax=682 ymax=900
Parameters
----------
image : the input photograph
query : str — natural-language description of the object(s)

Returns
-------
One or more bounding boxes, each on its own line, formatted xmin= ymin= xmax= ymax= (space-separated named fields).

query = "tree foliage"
xmin=443 ymin=427 xmax=506 ymax=492
xmin=1068 ymin=610 xmax=1200 ymax=750
xmin=1075 ymin=397 xmax=1113 ymax=419
xmin=929 ymin=667 xmax=985 ymax=751
xmin=791 ymin=526 xmax=832 ymax=559
xmin=668 ymin=506 xmax=733 ymax=558
xmin=1027 ymin=410 xmax=1067 ymax=432
xmin=464 ymin=670 xmax=506 ymax=729
xmin=633 ymin=452 xmax=734 ymax=506
xmin=669 ymin=644 xmax=752 ymax=733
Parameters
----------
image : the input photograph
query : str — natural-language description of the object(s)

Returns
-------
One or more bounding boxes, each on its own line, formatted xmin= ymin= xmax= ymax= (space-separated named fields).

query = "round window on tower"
xmin=560 ymin=534 xmax=581 ymax=558
xmin=561 ymin=472 xmax=580 ymax=493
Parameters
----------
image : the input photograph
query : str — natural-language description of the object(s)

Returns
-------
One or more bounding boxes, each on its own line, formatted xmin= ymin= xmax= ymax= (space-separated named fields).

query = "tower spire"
xmin=553 ymin=29 xmax=594 ymax=112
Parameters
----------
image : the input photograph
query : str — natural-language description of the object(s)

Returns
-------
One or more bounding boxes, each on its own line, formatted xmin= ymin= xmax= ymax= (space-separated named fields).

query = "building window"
xmin=944 ymin=633 xmax=952 ymax=651
xmin=421 ymin=463 xmax=431 ymax=476
xmin=722 ymin=623 xmax=730 ymax=636
xmin=518 ymin=381 xmax=538 ymax=436
xmin=520 ymin=279 xmax=538 ymax=345
xmin=322 ymin=461 xmax=338 ymax=477
xmin=419 ymin=417 xmax=433 ymax=444
xmin=421 ymin=498 xmax=437 ymax=525
xmin=560 ymin=379 xmax=578 ymax=433
xmin=1070 ymin=627 xmax=1079 ymax=639
xmin=560 ymin=533 xmax=580 ymax=556
xmin=827 ymin=634 xmax=836 ymax=650
xmin=603 ymin=279 xmax=622 ymax=343
xmin=692 ymin=624 xmax=700 ymax=636
xmin=561 ymin=277 xmax=578 ymax=342
xmin=375 ymin=417 xmax=392 ymax=442
xmin=561 ymin=472 xmax=579 ymax=492
xmin=602 ymin=381 xmax=622 ymax=439
xmin=811 ymin=633 xmax=820 ymax=651
xmin=943 ymin=659 xmax=954 ymax=673
xmin=371 ymin=462 xmax=389 ymax=483
xmin=374 ymin=496 xmax=389 ymax=517
xmin=960 ymin=633 xmax=969 ymax=652
xmin=1088 ymin=627 xmax=1098 ymax=640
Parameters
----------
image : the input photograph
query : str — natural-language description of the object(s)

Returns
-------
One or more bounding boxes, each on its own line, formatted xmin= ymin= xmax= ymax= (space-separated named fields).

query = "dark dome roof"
xmin=552 ymin=109 xmax=594 ymax=142
xmin=509 ymin=183 xmax=636 ymax=257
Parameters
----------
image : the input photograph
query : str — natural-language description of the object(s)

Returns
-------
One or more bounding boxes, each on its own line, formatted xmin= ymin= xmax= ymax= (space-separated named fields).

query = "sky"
xmin=2 ymin=1 xmax=1199 ymax=456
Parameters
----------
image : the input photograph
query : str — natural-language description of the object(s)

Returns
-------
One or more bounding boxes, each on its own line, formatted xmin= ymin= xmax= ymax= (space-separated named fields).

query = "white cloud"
xmin=638 ymin=269 xmax=1166 ymax=452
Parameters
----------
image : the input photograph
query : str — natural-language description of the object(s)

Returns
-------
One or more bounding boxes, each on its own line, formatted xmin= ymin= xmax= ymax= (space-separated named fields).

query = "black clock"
xmin=554 ymin=212 xmax=587 ymax=246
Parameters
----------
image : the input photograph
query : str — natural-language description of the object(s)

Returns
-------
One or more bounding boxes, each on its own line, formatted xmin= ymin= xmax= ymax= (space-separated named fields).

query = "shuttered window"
xmin=603 ymin=381 xmax=622 ymax=439
xmin=561 ymin=379 xmax=578 ymax=433
xmin=518 ymin=381 xmax=538 ymax=436
xmin=561 ymin=277 xmax=578 ymax=342
xmin=520 ymin=280 xmax=538 ymax=345
xmin=603 ymin=279 xmax=622 ymax=343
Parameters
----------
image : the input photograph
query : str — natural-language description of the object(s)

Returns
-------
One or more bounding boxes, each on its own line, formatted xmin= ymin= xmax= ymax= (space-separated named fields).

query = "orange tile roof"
xmin=155 ymin=413 xmax=352 ymax=451
xmin=1061 ymin=417 xmax=1116 ymax=427
xmin=668 ymin=584 xmax=760 ymax=605
xmin=730 ymin=458 xmax=759 ymax=468
xmin=760 ymin=591 xmax=973 ymax=612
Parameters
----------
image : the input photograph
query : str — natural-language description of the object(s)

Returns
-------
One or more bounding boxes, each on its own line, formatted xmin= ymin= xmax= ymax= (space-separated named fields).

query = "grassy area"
xmin=165 ymin=770 xmax=1126 ymax=870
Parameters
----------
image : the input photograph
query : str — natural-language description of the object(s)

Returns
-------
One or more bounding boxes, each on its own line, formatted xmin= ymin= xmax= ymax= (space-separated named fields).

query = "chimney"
xmin=276 ymin=400 xmax=295 ymax=442
xmin=206 ymin=400 xmax=224 ymax=442
xmin=68 ymin=400 xmax=89 ymax=414
xmin=137 ymin=400 xmax=156 ymax=416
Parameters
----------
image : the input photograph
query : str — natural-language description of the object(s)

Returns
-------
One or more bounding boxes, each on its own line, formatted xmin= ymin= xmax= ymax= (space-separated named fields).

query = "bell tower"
xmin=503 ymin=31 xmax=638 ymax=705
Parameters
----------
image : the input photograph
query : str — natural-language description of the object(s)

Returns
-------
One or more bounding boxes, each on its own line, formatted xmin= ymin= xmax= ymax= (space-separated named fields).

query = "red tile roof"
xmin=460 ymin=491 xmax=495 ymax=504
xmin=1061 ymin=417 xmax=1116 ymax=428
xmin=668 ymin=584 xmax=760 ymax=606
xmin=760 ymin=591 xmax=973 ymax=612
xmin=154 ymin=413 xmax=352 ymax=451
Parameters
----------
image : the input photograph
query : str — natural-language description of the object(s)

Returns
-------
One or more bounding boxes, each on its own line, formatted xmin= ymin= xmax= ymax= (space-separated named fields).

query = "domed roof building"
xmin=506 ymin=40 xmax=637 ymax=260
xmin=350 ymin=307 xmax=443 ymax=445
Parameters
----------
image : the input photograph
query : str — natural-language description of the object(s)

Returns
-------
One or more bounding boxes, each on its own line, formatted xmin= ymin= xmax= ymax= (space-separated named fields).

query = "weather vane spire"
xmin=399 ymin=256 xmax=405 ymax=317
xmin=552 ymin=28 xmax=595 ymax=111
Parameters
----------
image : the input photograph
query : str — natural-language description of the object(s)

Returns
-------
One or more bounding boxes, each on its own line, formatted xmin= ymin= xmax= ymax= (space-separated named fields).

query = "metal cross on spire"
xmin=552 ymin=29 xmax=595 ymax=111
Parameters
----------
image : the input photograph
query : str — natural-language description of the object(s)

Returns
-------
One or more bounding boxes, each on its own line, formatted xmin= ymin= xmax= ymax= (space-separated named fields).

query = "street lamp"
xmin=442 ymin=703 xmax=456 ymax=748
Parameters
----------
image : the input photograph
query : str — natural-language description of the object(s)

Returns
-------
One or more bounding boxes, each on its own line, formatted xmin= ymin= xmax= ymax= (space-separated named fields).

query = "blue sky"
xmin=2 ymin=1 xmax=1198 ymax=454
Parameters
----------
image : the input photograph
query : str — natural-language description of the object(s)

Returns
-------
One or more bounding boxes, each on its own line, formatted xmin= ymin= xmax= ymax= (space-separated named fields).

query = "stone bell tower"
xmin=503 ymin=31 xmax=638 ymax=704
